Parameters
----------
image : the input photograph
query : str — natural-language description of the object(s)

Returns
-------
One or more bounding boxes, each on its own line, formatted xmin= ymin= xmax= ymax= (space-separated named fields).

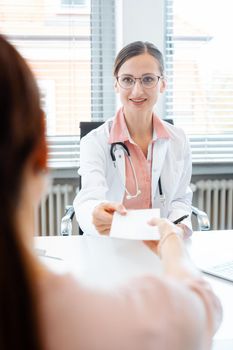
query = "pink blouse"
xmin=37 ymin=271 xmax=222 ymax=350
xmin=108 ymin=108 xmax=169 ymax=209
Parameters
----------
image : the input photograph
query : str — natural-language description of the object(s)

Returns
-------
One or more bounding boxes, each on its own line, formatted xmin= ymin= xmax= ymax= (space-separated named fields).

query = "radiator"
xmin=35 ymin=184 xmax=74 ymax=236
xmin=194 ymin=180 xmax=233 ymax=230
xmin=35 ymin=180 xmax=233 ymax=235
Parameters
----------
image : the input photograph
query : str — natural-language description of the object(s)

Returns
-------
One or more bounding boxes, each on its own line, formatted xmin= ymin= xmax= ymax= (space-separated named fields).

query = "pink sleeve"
xmin=185 ymin=277 xmax=223 ymax=334
xmin=38 ymin=273 xmax=222 ymax=350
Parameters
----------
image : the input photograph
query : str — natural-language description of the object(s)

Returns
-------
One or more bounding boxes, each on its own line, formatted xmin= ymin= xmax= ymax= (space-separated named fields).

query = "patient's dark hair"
xmin=113 ymin=41 xmax=164 ymax=77
xmin=0 ymin=34 xmax=47 ymax=350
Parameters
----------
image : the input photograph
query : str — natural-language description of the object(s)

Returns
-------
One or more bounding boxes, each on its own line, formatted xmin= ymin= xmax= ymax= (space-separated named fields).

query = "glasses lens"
xmin=118 ymin=75 xmax=135 ymax=89
xmin=141 ymin=75 xmax=159 ymax=88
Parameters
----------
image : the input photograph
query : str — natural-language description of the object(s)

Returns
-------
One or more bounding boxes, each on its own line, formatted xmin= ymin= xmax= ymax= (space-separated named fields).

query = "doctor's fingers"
xmin=114 ymin=203 xmax=127 ymax=215
xmin=92 ymin=209 xmax=113 ymax=229
xmin=95 ymin=224 xmax=111 ymax=235
xmin=92 ymin=217 xmax=112 ymax=235
xmin=93 ymin=205 xmax=114 ymax=221
xmin=93 ymin=203 xmax=126 ymax=220
xmin=99 ymin=202 xmax=127 ymax=215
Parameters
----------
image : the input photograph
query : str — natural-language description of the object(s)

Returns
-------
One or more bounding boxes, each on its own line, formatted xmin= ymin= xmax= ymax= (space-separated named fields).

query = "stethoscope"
xmin=110 ymin=142 xmax=165 ymax=205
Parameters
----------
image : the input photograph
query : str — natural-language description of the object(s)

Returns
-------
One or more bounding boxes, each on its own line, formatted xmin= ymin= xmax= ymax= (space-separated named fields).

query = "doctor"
xmin=74 ymin=41 xmax=193 ymax=236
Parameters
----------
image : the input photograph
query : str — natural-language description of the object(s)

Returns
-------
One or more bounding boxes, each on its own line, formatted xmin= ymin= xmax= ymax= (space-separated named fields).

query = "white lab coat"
xmin=73 ymin=118 xmax=193 ymax=236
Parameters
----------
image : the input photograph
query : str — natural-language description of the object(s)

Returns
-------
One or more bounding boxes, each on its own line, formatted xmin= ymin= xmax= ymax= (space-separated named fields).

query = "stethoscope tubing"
xmin=110 ymin=142 xmax=165 ymax=203
xmin=110 ymin=142 xmax=140 ymax=199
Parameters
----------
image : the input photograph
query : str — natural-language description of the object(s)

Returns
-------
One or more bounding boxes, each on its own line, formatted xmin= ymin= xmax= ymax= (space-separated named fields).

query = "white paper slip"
xmin=110 ymin=208 xmax=160 ymax=240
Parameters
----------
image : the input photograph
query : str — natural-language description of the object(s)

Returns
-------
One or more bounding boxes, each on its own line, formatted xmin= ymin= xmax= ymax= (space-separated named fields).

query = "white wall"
xmin=120 ymin=0 xmax=165 ymax=52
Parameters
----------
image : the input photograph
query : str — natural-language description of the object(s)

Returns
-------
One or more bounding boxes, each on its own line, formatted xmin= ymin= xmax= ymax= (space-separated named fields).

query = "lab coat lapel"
xmin=151 ymin=139 xmax=169 ymax=203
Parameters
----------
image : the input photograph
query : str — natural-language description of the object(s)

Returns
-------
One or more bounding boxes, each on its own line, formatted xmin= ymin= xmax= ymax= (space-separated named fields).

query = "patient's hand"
xmin=144 ymin=218 xmax=184 ymax=254
xmin=92 ymin=202 xmax=127 ymax=235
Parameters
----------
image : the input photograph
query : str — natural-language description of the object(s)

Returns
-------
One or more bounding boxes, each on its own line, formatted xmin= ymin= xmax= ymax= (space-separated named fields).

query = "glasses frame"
xmin=116 ymin=74 xmax=162 ymax=89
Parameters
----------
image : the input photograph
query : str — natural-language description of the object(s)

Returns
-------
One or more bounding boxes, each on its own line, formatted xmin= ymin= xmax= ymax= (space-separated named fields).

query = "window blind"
xmin=165 ymin=0 xmax=233 ymax=163
xmin=0 ymin=0 xmax=116 ymax=168
xmin=91 ymin=0 xmax=116 ymax=121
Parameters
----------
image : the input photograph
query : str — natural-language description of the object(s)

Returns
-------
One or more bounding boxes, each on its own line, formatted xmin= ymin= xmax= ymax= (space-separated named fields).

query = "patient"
xmin=0 ymin=34 xmax=222 ymax=350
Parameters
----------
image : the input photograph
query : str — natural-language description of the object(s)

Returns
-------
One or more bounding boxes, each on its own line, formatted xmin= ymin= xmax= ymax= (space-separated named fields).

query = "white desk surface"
xmin=35 ymin=230 xmax=233 ymax=350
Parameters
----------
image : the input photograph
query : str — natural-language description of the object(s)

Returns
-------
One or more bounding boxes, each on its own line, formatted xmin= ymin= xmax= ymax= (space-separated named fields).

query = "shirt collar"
xmin=152 ymin=113 xmax=170 ymax=140
xmin=108 ymin=107 xmax=170 ymax=144
xmin=108 ymin=107 xmax=129 ymax=144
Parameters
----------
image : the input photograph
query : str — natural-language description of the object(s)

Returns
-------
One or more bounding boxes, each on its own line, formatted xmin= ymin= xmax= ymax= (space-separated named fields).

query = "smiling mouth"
xmin=129 ymin=98 xmax=147 ymax=104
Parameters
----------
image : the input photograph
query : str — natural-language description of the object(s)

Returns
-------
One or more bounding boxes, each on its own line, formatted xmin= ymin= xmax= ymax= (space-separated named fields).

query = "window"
xmin=0 ymin=0 xmax=116 ymax=168
xmin=165 ymin=0 xmax=233 ymax=163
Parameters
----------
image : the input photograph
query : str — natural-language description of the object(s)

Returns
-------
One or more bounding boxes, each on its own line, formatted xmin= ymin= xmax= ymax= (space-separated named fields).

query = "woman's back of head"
xmin=0 ymin=34 xmax=46 ymax=350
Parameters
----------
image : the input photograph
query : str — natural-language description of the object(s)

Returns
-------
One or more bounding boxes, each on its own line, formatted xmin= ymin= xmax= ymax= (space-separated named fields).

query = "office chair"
xmin=61 ymin=204 xmax=210 ymax=235
xmin=61 ymin=122 xmax=104 ymax=236
xmin=61 ymin=120 xmax=210 ymax=235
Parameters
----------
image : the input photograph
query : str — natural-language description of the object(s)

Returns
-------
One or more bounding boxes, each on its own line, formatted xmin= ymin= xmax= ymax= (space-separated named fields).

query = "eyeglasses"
xmin=117 ymin=74 xmax=162 ymax=89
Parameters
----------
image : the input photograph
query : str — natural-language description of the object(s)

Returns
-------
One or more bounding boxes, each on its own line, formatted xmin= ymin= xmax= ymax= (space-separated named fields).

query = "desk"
xmin=187 ymin=230 xmax=233 ymax=350
xmin=35 ymin=230 xmax=233 ymax=350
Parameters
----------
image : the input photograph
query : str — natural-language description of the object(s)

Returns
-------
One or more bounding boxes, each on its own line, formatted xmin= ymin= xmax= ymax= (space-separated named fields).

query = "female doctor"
xmin=74 ymin=41 xmax=193 ymax=236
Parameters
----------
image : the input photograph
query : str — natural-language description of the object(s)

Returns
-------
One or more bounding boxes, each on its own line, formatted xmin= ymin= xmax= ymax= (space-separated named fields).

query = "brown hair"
xmin=113 ymin=41 xmax=164 ymax=77
xmin=0 ymin=34 xmax=47 ymax=349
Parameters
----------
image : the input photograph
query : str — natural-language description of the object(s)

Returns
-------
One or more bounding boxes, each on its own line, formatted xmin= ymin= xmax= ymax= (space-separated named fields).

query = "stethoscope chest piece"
xmin=159 ymin=194 xmax=166 ymax=207
xmin=110 ymin=142 xmax=130 ymax=162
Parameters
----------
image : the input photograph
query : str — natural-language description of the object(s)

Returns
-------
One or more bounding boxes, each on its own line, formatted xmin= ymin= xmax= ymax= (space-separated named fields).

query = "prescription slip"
xmin=110 ymin=208 xmax=160 ymax=240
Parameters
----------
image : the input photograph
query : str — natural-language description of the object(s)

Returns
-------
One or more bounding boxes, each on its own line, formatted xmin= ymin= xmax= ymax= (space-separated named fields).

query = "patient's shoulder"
xmin=37 ymin=272 xmax=90 ymax=349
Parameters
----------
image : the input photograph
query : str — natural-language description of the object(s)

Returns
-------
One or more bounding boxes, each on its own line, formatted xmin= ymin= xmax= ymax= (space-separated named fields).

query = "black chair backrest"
xmin=80 ymin=119 xmax=173 ymax=139
xmin=80 ymin=121 xmax=104 ymax=139
xmin=164 ymin=118 xmax=174 ymax=125
xmin=78 ymin=121 xmax=104 ymax=234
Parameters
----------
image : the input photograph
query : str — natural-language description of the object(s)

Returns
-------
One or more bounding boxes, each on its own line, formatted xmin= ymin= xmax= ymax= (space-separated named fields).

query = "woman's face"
xmin=115 ymin=53 xmax=166 ymax=115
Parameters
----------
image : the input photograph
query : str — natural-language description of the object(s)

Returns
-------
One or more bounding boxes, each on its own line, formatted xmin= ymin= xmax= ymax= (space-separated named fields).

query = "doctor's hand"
xmin=92 ymin=202 xmax=127 ymax=235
